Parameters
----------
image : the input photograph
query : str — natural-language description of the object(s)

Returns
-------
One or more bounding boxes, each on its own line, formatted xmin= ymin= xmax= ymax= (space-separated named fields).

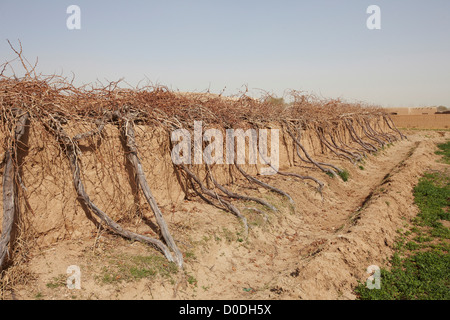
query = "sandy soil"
xmin=5 ymin=130 xmax=450 ymax=300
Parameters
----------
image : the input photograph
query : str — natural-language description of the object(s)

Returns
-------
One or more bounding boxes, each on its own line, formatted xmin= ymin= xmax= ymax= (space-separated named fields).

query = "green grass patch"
xmin=435 ymin=140 xmax=450 ymax=164
xmin=326 ymin=171 xmax=335 ymax=178
xmin=325 ymin=169 xmax=349 ymax=182
xmin=355 ymin=166 xmax=450 ymax=300
xmin=97 ymin=253 xmax=178 ymax=285
xmin=34 ymin=292 xmax=44 ymax=300
xmin=356 ymin=251 xmax=450 ymax=300
xmin=338 ymin=169 xmax=350 ymax=182
xmin=413 ymin=172 xmax=450 ymax=228
xmin=186 ymin=274 xmax=198 ymax=286
xmin=46 ymin=274 xmax=67 ymax=289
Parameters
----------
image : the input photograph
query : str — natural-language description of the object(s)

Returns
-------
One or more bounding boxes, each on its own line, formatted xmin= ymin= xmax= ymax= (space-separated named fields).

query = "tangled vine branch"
xmin=0 ymin=50 xmax=405 ymax=277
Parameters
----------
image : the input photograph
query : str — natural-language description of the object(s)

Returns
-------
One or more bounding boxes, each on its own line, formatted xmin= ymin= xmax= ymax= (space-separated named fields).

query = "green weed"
xmin=435 ymin=140 xmax=450 ymax=164
xmin=355 ymin=164 xmax=450 ymax=300
xmin=46 ymin=274 xmax=67 ymax=289
xmin=338 ymin=169 xmax=350 ymax=182
xmin=97 ymin=253 xmax=178 ymax=285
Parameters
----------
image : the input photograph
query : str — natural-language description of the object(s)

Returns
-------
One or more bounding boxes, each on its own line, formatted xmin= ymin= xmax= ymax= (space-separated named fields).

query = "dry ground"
xmin=5 ymin=130 xmax=449 ymax=300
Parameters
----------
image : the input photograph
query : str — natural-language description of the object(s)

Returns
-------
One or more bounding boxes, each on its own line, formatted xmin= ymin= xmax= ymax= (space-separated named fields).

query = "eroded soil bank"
xmin=5 ymin=130 xmax=449 ymax=300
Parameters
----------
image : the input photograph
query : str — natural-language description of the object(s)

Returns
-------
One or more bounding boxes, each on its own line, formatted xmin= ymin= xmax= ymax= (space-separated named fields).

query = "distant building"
xmin=385 ymin=107 xmax=438 ymax=115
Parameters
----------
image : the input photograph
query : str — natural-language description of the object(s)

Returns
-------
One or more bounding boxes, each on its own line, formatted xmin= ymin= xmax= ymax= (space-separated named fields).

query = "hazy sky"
xmin=1 ymin=0 xmax=449 ymax=107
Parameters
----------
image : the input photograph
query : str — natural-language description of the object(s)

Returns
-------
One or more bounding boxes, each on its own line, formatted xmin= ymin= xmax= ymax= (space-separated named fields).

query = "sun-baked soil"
xmin=3 ymin=130 xmax=449 ymax=300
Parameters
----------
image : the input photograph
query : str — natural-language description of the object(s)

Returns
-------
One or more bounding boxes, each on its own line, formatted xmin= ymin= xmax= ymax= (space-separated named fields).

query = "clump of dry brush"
xmin=0 ymin=50 xmax=406 ymax=286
